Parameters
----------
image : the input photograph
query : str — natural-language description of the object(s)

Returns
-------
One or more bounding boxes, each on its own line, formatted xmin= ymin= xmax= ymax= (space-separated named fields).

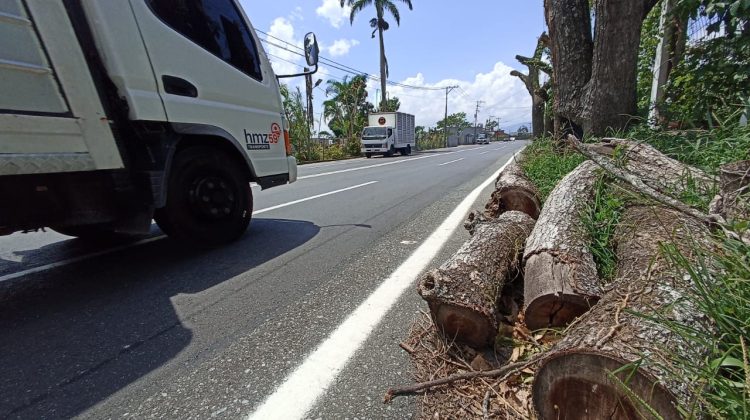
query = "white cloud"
xmin=370 ymin=62 xmax=532 ymax=130
xmin=266 ymin=17 xmax=305 ymax=77
xmin=316 ymin=0 xmax=351 ymax=29
xmin=326 ymin=39 xmax=360 ymax=57
xmin=290 ymin=6 xmax=304 ymax=22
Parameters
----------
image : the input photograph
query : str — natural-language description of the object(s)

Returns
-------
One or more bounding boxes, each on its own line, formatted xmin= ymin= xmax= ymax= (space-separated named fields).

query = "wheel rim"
xmin=187 ymin=175 xmax=239 ymax=220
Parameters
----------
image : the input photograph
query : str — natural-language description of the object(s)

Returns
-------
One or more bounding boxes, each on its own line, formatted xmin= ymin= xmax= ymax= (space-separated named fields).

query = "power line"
xmin=256 ymin=30 xmax=447 ymax=91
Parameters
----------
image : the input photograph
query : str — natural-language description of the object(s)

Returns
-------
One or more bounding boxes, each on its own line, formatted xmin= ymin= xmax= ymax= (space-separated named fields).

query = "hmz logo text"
xmin=244 ymin=123 xmax=281 ymax=150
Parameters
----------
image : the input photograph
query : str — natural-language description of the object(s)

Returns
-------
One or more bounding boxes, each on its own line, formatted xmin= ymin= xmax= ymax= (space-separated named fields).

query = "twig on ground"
xmin=384 ymin=353 xmax=546 ymax=403
xmin=482 ymin=390 xmax=491 ymax=420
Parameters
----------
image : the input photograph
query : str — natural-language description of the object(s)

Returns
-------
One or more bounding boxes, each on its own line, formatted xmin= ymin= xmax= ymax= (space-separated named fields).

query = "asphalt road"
xmin=0 ymin=141 xmax=526 ymax=419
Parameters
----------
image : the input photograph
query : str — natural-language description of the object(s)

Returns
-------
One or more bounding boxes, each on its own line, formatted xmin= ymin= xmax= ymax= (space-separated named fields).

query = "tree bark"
xmin=593 ymin=138 xmax=716 ymax=196
xmin=545 ymin=0 xmax=592 ymax=125
xmin=546 ymin=0 xmax=659 ymax=136
xmin=523 ymin=160 xmax=600 ymax=330
xmin=486 ymin=161 xmax=542 ymax=220
xmin=532 ymin=205 xmax=713 ymax=420
xmin=417 ymin=211 xmax=536 ymax=348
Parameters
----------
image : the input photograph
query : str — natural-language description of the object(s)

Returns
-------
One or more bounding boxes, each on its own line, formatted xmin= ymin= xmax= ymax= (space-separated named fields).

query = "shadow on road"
xmin=0 ymin=218 xmax=319 ymax=419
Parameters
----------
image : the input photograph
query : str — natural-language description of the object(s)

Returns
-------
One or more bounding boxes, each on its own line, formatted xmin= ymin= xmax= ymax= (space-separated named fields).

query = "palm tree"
xmin=340 ymin=0 xmax=413 ymax=110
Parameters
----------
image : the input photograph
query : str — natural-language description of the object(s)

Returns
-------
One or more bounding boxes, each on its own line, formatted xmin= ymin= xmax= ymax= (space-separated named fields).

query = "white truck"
xmin=0 ymin=0 xmax=319 ymax=245
xmin=360 ymin=112 xmax=415 ymax=158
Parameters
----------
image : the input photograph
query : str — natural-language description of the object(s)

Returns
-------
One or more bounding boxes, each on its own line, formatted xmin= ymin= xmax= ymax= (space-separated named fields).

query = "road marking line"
xmin=246 ymin=147 xmax=525 ymax=420
xmin=438 ymin=158 xmax=465 ymax=166
xmin=0 ymin=182 xmax=379 ymax=283
xmin=298 ymin=153 xmax=450 ymax=180
xmin=0 ymin=235 xmax=167 ymax=283
xmin=252 ymin=181 xmax=378 ymax=215
xmin=479 ymin=151 xmax=491 ymax=155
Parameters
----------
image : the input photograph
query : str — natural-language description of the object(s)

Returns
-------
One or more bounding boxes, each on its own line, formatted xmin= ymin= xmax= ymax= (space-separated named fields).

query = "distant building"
xmin=447 ymin=124 xmax=493 ymax=146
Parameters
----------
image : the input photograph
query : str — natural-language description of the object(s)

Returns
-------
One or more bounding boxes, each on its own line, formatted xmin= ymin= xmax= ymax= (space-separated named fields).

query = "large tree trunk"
xmin=532 ymin=205 xmax=713 ymax=420
xmin=546 ymin=0 xmax=658 ymax=136
xmin=545 ymin=0 xmax=592 ymax=126
xmin=592 ymin=138 xmax=716 ymax=195
xmin=417 ymin=211 xmax=536 ymax=348
xmin=523 ymin=161 xmax=600 ymax=330
xmin=532 ymin=95 xmax=545 ymax=139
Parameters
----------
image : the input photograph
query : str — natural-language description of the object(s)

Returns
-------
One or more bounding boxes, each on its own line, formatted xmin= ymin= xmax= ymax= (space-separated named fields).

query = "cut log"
xmin=487 ymin=160 xmax=542 ymax=219
xmin=596 ymin=137 xmax=716 ymax=196
xmin=523 ymin=160 xmax=600 ymax=330
xmin=418 ymin=211 xmax=536 ymax=348
xmin=533 ymin=205 xmax=713 ymax=420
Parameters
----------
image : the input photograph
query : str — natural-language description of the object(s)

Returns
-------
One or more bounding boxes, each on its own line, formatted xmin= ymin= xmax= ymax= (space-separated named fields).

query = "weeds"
xmin=581 ymin=175 xmax=625 ymax=284
xmin=519 ymin=137 xmax=585 ymax=201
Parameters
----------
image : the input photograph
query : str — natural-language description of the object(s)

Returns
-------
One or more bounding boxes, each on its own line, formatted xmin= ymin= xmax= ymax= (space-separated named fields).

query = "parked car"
xmin=476 ymin=135 xmax=489 ymax=145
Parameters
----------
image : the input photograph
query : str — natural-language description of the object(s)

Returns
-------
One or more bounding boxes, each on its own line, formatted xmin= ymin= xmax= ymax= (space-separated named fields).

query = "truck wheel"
xmin=155 ymin=147 xmax=252 ymax=246
xmin=365 ymin=153 xmax=372 ymax=158
xmin=400 ymin=145 xmax=411 ymax=156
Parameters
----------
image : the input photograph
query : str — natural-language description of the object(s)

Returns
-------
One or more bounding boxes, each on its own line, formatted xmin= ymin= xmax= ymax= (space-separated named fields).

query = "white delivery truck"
xmin=360 ymin=112 xmax=415 ymax=158
xmin=0 ymin=0 xmax=320 ymax=245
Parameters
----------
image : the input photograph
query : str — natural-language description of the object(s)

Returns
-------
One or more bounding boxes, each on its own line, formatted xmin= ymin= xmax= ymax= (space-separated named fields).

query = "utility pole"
xmin=304 ymin=69 xmax=322 ymax=155
xmin=473 ymin=100 xmax=484 ymax=143
xmin=443 ymin=85 xmax=458 ymax=147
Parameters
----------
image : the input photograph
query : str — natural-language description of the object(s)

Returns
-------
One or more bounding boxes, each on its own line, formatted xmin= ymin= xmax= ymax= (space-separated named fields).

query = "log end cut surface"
xmin=489 ymin=188 xmax=541 ymax=220
xmin=534 ymin=352 xmax=680 ymax=420
xmin=523 ymin=294 xmax=592 ymax=331
xmin=432 ymin=302 xmax=495 ymax=349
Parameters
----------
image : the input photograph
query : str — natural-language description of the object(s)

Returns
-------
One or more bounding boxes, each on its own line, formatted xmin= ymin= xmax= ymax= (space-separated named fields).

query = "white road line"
xmin=0 ymin=236 xmax=167 ymax=283
xmin=246 ymin=147 xmax=525 ymax=420
xmin=252 ymin=181 xmax=377 ymax=215
xmin=479 ymin=151 xmax=491 ymax=155
xmin=0 ymin=182 xmax=379 ymax=283
xmin=438 ymin=158 xmax=465 ymax=166
xmin=298 ymin=153 xmax=450 ymax=180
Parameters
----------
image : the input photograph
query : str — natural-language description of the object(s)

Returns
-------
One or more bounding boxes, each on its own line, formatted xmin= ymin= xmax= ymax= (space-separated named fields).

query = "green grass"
xmin=519 ymin=137 xmax=585 ymax=201
xmin=580 ymin=175 xmax=626 ymax=284
xmin=627 ymin=123 xmax=750 ymax=175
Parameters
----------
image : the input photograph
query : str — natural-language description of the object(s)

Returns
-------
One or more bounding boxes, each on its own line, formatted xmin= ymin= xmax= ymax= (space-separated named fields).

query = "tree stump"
xmin=596 ymin=138 xmax=716 ymax=196
xmin=533 ymin=205 xmax=713 ymax=420
xmin=418 ymin=211 xmax=536 ymax=348
xmin=523 ymin=160 xmax=600 ymax=330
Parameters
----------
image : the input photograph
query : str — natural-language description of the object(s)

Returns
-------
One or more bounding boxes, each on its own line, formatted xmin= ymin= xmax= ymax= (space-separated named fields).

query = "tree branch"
xmin=383 ymin=353 xmax=546 ymax=403
xmin=566 ymin=135 xmax=717 ymax=225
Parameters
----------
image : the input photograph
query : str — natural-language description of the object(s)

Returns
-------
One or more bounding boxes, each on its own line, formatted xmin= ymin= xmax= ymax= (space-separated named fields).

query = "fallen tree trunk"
xmin=418 ymin=211 xmax=536 ymax=348
xmin=596 ymin=138 xmax=716 ymax=196
xmin=465 ymin=160 xmax=541 ymax=235
xmin=486 ymin=160 xmax=542 ymax=219
xmin=533 ymin=205 xmax=713 ymax=420
xmin=523 ymin=160 xmax=600 ymax=330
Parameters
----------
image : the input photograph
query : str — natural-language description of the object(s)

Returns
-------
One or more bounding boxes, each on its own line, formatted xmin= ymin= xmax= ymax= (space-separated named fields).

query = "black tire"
xmin=385 ymin=145 xmax=395 ymax=157
xmin=365 ymin=153 xmax=372 ymax=158
xmin=400 ymin=145 xmax=411 ymax=156
xmin=155 ymin=146 xmax=252 ymax=246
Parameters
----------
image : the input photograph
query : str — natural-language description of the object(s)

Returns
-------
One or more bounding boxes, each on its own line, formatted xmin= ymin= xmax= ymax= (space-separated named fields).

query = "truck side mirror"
xmin=304 ymin=33 xmax=319 ymax=67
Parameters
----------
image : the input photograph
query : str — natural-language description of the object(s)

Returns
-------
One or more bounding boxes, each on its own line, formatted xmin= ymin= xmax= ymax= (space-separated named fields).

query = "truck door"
xmin=128 ymin=0 xmax=287 ymax=176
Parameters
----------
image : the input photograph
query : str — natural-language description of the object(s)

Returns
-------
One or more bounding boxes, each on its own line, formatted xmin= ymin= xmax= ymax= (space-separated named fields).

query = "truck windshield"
xmin=362 ymin=127 xmax=387 ymax=139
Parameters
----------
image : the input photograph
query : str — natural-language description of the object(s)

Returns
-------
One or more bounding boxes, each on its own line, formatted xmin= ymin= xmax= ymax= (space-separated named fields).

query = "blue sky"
xmin=239 ymin=1 xmax=547 ymax=132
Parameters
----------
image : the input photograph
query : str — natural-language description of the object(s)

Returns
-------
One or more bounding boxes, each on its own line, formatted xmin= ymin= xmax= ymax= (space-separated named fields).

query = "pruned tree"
xmin=510 ymin=32 xmax=552 ymax=138
xmin=545 ymin=0 xmax=659 ymax=136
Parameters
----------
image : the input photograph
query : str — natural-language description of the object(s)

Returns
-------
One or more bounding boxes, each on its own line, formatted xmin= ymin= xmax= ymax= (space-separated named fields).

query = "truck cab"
xmin=0 ymin=0 xmax=319 ymax=245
